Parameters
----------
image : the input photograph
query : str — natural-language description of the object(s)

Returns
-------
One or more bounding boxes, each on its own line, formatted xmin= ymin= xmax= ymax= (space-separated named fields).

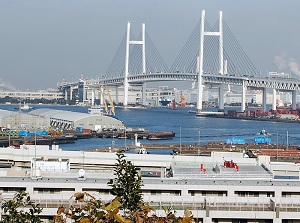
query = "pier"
xmin=95 ymin=129 xmax=175 ymax=140
xmin=91 ymin=143 xmax=299 ymax=162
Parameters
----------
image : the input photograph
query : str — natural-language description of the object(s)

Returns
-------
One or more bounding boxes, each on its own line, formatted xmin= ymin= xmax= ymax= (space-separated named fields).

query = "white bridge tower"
xmin=124 ymin=22 xmax=146 ymax=107
xmin=197 ymin=10 xmax=225 ymax=113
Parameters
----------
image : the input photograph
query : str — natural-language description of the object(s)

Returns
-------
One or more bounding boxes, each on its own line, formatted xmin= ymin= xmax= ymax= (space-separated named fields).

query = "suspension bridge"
xmin=58 ymin=10 xmax=300 ymax=113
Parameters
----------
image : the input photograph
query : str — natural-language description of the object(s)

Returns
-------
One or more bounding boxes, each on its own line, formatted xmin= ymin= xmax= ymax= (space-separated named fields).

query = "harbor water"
xmin=0 ymin=104 xmax=299 ymax=151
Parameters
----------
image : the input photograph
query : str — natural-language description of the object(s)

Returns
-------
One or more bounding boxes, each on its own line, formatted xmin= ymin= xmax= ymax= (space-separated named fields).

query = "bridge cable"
xmin=106 ymin=31 xmax=127 ymax=78
xmin=170 ymin=20 xmax=200 ymax=73
xmin=145 ymin=31 xmax=169 ymax=73
xmin=223 ymin=21 xmax=259 ymax=76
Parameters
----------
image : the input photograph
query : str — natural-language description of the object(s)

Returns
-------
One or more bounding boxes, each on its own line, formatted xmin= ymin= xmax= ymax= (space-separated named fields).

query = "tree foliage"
xmin=0 ymin=190 xmax=43 ymax=223
xmin=53 ymin=192 xmax=133 ymax=223
xmin=53 ymin=192 xmax=193 ymax=223
xmin=108 ymin=152 xmax=144 ymax=212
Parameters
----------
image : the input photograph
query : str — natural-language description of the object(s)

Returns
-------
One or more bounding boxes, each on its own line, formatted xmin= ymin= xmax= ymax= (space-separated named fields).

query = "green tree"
xmin=0 ymin=191 xmax=42 ymax=223
xmin=108 ymin=152 xmax=143 ymax=213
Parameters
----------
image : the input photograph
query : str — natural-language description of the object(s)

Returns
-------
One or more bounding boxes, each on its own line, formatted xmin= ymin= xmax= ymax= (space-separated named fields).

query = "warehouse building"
xmin=29 ymin=108 xmax=124 ymax=131
xmin=0 ymin=109 xmax=48 ymax=130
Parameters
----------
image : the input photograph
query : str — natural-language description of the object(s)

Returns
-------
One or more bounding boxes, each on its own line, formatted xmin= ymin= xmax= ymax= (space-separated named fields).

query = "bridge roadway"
xmin=58 ymin=73 xmax=300 ymax=111
xmin=59 ymin=73 xmax=300 ymax=90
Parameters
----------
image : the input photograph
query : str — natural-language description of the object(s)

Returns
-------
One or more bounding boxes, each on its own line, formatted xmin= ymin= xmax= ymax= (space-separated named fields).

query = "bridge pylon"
xmin=197 ymin=10 xmax=225 ymax=113
xmin=124 ymin=22 xmax=146 ymax=106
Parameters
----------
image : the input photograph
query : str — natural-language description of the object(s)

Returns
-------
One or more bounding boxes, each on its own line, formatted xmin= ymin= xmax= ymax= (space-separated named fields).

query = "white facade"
xmin=0 ymin=147 xmax=300 ymax=222
xmin=0 ymin=89 xmax=63 ymax=100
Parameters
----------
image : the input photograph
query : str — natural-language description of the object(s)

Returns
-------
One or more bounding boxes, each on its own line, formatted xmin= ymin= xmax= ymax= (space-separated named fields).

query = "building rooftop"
xmin=0 ymin=109 xmax=17 ymax=119
xmin=29 ymin=108 xmax=92 ymax=122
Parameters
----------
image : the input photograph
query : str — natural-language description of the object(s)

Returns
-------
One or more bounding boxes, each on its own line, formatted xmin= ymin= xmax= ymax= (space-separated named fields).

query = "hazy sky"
xmin=0 ymin=0 xmax=299 ymax=91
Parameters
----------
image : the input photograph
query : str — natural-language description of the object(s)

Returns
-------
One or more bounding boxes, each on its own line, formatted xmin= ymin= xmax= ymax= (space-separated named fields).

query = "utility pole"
xmin=198 ymin=130 xmax=201 ymax=155
xmin=179 ymin=126 xmax=182 ymax=155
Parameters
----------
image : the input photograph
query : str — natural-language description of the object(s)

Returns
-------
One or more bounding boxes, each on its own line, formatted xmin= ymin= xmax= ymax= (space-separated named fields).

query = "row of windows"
xmin=34 ymin=188 xmax=75 ymax=193
xmin=2 ymin=187 xmax=300 ymax=198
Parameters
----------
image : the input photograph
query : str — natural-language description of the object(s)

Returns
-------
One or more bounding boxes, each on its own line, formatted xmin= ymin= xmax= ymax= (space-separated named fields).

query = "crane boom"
xmin=106 ymin=85 xmax=115 ymax=115
xmin=99 ymin=86 xmax=109 ymax=114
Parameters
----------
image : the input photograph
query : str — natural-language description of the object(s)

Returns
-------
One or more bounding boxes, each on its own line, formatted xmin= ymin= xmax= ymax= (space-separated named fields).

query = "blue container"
xmin=254 ymin=136 xmax=272 ymax=144
xmin=226 ymin=137 xmax=246 ymax=145
xmin=76 ymin=127 xmax=84 ymax=132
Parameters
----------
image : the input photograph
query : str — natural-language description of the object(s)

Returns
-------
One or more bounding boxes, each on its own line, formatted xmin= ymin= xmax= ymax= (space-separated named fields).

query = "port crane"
xmin=99 ymin=85 xmax=115 ymax=116
xmin=106 ymin=85 xmax=115 ymax=116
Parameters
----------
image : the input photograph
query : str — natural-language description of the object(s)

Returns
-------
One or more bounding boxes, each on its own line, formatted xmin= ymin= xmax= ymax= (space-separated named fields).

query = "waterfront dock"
xmin=0 ymin=135 xmax=77 ymax=147
xmin=95 ymin=129 xmax=175 ymax=140
xmin=91 ymin=142 xmax=299 ymax=162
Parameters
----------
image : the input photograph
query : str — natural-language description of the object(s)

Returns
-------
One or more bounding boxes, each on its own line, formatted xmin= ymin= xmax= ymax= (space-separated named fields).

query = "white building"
xmin=0 ymin=89 xmax=63 ymax=100
xmin=0 ymin=146 xmax=300 ymax=222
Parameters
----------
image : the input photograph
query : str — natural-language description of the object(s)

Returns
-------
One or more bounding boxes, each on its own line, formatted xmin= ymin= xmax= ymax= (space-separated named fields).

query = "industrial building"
xmin=29 ymin=108 xmax=124 ymax=131
xmin=0 ymin=109 xmax=48 ymax=130
xmin=0 ymin=108 xmax=124 ymax=132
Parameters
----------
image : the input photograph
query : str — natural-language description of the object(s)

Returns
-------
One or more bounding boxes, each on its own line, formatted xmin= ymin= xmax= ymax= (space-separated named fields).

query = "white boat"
xmin=18 ymin=102 xmax=34 ymax=110
xmin=88 ymin=105 xmax=104 ymax=115
xmin=88 ymin=105 xmax=118 ymax=119
xmin=257 ymin=129 xmax=271 ymax=136
xmin=138 ymin=147 xmax=149 ymax=154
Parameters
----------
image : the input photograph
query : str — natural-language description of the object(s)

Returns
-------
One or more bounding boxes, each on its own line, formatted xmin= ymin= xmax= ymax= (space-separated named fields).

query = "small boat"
xmin=258 ymin=129 xmax=271 ymax=136
xmin=88 ymin=105 xmax=118 ymax=119
xmin=138 ymin=148 xmax=149 ymax=154
xmin=88 ymin=105 xmax=104 ymax=115
xmin=15 ymin=102 xmax=34 ymax=111
xmin=159 ymin=98 xmax=172 ymax=106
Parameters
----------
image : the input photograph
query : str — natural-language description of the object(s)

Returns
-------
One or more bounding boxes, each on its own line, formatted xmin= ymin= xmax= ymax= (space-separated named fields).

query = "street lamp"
xmin=276 ymin=131 xmax=279 ymax=162
xmin=198 ymin=130 xmax=201 ymax=155
xmin=286 ymin=131 xmax=289 ymax=150
xmin=179 ymin=126 xmax=182 ymax=155
xmin=124 ymin=128 xmax=127 ymax=150
xmin=112 ymin=126 xmax=115 ymax=151
xmin=34 ymin=130 xmax=37 ymax=177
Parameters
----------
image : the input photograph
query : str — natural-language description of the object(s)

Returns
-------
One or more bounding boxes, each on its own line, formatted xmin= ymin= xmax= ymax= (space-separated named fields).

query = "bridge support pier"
xmin=100 ymin=87 xmax=104 ymax=106
xmin=272 ymin=88 xmax=277 ymax=111
xmin=262 ymin=88 xmax=267 ymax=112
xmin=69 ymin=86 xmax=73 ymax=101
xmin=292 ymin=90 xmax=297 ymax=110
xmin=218 ymin=84 xmax=224 ymax=111
xmin=64 ymin=89 xmax=68 ymax=101
xmin=115 ymin=86 xmax=119 ymax=105
xmin=241 ymin=81 xmax=246 ymax=112
xmin=142 ymin=83 xmax=147 ymax=106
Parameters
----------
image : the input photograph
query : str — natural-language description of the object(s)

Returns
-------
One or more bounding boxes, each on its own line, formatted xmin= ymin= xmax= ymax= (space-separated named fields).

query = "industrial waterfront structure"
xmin=0 ymin=108 xmax=124 ymax=131
xmin=0 ymin=146 xmax=300 ymax=222
xmin=29 ymin=108 xmax=124 ymax=131
xmin=0 ymin=109 xmax=48 ymax=130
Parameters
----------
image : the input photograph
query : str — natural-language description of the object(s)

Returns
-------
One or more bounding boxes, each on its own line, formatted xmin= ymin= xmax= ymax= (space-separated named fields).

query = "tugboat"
xmin=258 ymin=129 xmax=271 ymax=136
xmin=255 ymin=129 xmax=272 ymax=144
